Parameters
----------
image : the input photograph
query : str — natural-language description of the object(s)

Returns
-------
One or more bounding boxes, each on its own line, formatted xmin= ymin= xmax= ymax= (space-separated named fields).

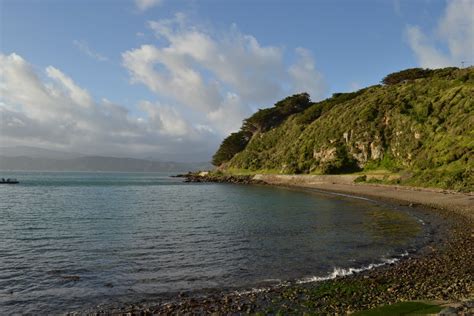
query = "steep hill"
xmin=213 ymin=67 xmax=474 ymax=191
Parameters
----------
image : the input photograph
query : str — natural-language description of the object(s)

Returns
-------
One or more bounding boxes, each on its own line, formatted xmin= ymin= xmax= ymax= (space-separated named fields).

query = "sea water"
xmin=0 ymin=171 xmax=429 ymax=314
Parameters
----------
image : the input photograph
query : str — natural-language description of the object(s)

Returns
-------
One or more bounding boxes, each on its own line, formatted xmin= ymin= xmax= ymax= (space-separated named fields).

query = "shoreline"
xmin=252 ymin=174 xmax=474 ymax=220
xmin=78 ymin=176 xmax=473 ymax=315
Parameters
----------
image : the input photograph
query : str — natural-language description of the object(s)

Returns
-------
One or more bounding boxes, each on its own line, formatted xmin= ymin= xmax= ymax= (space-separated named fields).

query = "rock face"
xmin=350 ymin=141 xmax=369 ymax=166
xmin=370 ymin=141 xmax=383 ymax=160
xmin=313 ymin=147 xmax=337 ymax=162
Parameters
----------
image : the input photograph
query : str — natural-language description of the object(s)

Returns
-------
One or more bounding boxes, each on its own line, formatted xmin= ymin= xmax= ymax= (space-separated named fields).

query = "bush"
xmin=319 ymin=145 xmax=361 ymax=174
xmin=243 ymin=93 xmax=312 ymax=133
xmin=382 ymin=68 xmax=433 ymax=85
xmin=213 ymin=93 xmax=313 ymax=166
xmin=212 ymin=131 xmax=251 ymax=166
xmin=296 ymin=90 xmax=366 ymax=125
xmin=354 ymin=175 xmax=367 ymax=183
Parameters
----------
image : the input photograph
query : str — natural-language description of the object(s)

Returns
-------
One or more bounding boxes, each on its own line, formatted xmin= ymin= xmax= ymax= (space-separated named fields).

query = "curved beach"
xmin=84 ymin=176 xmax=473 ymax=315
xmin=253 ymin=174 xmax=474 ymax=219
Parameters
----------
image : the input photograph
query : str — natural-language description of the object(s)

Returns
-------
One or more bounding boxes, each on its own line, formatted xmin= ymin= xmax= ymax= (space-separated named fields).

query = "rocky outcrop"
xmin=180 ymin=172 xmax=264 ymax=184
xmin=370 ymin=141 xmax=384 ymax=160
xmin=313 ymin=147 xmax=337 ymax=162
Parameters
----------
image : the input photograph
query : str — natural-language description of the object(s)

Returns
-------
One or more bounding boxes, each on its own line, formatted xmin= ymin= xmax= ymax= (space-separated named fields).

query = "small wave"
xmin=232 ymin=252 xmax=410 ymax=297
xmin=297 ymin=252 xmax=409 ymax=284
xmin=310 ymin=188 xmax=375 ymax=202
xmin=262 ymin=278 xmax=281 ymax=283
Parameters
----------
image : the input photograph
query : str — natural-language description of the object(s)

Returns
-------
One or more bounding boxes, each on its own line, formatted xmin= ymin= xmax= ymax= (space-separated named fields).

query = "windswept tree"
xmin=212 ymin=131 xmax=251 ymax=166
xmin=212 ymin=93 xmax=313 ymax=166
xmin=382 ymin=68 xmax=433 ymax=85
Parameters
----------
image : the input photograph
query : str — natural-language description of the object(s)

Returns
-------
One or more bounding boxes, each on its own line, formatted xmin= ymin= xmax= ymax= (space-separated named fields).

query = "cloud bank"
xmin=0 ymin=53 xmax=216 ymax=161
xmin=1 ymin=14 xmax=327 ymax=161
xmin=406 ymin=0 xmax=474 ymax=68
xmin=122 ymin=14 xmax=327 ymax=135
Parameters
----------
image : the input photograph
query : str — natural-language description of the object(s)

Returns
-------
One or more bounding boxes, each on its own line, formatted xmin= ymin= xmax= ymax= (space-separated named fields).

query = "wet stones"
xmin=181 ymin=172 xmax=264 ymax=185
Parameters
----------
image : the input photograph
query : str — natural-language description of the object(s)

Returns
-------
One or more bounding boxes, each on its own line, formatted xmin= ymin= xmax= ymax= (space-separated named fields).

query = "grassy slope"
xmin=353 ymin=301 xmax=443 ymax=315
xmin=222 ymin=67 xmax=473 ymax=191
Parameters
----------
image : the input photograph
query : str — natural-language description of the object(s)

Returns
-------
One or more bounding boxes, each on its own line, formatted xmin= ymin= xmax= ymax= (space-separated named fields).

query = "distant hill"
xmin=0 ymin=151 xmax=211 ymax=173
xmin=0 ymin=146 xmax=211 ymax=172
xmin=0 ymin=146 xmax=83 ymax=160
xmin=213 ymin=67 xmax=473 ymax=191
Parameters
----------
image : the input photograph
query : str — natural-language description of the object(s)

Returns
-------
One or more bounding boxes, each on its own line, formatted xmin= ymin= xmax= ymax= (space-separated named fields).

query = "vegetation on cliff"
xmin=213 ymin=67 xmax=474 ymax=191
xmin=212 ymin=93 xmax=312 ymax=166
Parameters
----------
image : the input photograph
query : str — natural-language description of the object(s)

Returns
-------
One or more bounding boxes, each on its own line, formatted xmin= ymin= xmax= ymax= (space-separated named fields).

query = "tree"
xmin=212 ymin=131 xmax=251 ymax=166
xmin=382 ymin=68 xmax=433 ymax=85
xmin=212 ymin=93 xmax=313 ymax=166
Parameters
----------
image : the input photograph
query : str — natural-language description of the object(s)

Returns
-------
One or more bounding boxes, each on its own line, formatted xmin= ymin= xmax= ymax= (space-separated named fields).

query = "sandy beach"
xmin=253 ymin=174 xmax=474 ymax=218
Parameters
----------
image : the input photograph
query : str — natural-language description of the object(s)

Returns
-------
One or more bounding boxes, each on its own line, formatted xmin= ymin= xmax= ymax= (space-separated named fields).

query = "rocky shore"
xmin=79 ymin=174 xmax=473 ymax=315
xmin=178 ymin=172 xmax=265 ymax=185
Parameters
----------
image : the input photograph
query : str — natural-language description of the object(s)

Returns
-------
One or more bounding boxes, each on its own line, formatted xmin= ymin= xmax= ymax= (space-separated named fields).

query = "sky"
xmin=0 ymin=0 xmax=473 ymax=162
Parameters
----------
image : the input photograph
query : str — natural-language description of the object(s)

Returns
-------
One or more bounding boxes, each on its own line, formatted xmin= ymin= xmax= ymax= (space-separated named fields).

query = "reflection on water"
xmin=365 ymin=208 xmax=422 ymax=245
xmin=0 ymin=171 xmax=427 ymax=314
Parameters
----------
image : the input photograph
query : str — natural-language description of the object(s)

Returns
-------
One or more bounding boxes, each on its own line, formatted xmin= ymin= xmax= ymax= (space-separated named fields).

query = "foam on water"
xmin=297 ymin=251 xmax=409 ymax=284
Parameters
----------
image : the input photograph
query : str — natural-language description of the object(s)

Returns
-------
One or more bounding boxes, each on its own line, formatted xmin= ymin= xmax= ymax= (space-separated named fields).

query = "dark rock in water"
xmin=182 ymin=172 xmax=264 ymax=185
xmin=170 ymin=174 xmax=189 ymax=178
xmin=61 ymin=275 xmax=80 ymax=281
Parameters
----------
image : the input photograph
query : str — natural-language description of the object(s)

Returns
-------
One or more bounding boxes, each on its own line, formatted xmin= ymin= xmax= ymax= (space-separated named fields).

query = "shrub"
xmin=354 ymin=175 xmax=367 ymax=183
xmin=213 ymin=93 xmax=313 ymax=166
xmin=382 ymin=68 xmax=433 ymax=85
xmin=319 ymin=145 xmax=360 ymax=174
xmin=212 ymin=131 xmax=251 ymax=166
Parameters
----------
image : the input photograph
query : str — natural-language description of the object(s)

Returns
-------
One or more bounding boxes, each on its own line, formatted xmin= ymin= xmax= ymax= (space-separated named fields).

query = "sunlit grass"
xmin=353 ymin=301 xmax=443 ymax=315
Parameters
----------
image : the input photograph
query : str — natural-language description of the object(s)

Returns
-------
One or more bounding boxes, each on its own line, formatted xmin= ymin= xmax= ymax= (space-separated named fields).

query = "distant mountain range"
xmin=0 ymin=147 xmax=212 ymax=172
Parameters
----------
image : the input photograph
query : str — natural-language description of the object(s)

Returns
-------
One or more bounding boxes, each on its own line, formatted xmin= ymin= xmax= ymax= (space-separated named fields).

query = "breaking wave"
xmin=297 ymin=251 xmax=409 ymax=284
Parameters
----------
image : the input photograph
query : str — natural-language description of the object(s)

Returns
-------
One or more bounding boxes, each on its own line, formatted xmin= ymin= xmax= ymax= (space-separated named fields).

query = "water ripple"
xmin=0 ymin=171 xmax=431 ymax=314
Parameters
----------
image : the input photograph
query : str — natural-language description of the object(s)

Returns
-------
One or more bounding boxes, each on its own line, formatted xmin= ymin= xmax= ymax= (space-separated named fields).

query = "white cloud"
xmin=135 ymin=0 xmax=162 ymax=12
xmin=46 ymin=66 xmax=93 ymax=107
xmin=406 ymin=26 xmax=451 ymax=68
xmin=207 ymin=93 xmax=251 ymax=135
xmin=406 ymin=0 xmax=474 ymax=68
xmin=122 ymin=44 xmax=223 ymax=113
xmin=73 ymin=40 xmax=108 ymax=62
xmin=122 ymin=14 xmax=327 ymax=135
xmin=289 ymin=48 xmax=326 ymax=100
xmin=1 ymin=17 xmax=328 ymax=161
xmin=0 ymin=53 xmax=215 ymax=159
xmin=138 ymin=100 xmax=189 ymax=136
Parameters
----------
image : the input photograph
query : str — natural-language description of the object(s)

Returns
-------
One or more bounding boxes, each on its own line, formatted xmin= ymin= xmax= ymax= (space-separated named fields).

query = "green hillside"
xmin=213 ymin=67 xmax=474 ymax=191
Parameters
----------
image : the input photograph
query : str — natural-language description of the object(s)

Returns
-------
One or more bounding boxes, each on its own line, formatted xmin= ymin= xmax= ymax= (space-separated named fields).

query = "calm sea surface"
xmin=0 ymin=172 xmax=431 ymax=314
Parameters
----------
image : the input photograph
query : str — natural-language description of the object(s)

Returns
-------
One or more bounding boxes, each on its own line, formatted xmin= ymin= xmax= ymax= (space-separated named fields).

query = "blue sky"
xmin=1 ymin=0 xmax=472 ymax=161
